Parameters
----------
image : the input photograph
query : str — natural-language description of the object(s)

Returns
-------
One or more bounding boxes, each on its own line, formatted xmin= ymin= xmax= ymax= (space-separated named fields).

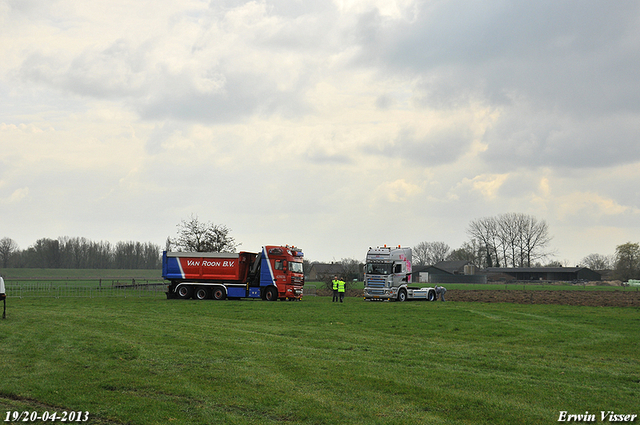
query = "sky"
xmin=2 ymin=0 xmax=640 ymax=265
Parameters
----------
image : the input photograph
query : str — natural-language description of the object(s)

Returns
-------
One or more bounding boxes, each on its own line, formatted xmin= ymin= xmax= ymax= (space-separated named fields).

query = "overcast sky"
xmin=2 ymin=0 xmax=640 ymax=265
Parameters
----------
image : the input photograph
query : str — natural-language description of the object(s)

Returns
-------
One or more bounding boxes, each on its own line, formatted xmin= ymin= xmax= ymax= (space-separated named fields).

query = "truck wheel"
xmin=397 ymin=289 xmax=407 ymax=302
xmin=212 ymin=287 xmax=226 ymax=300
xmin=177 ymin=285 xmax=192 ymax=300
xmin=264 ymin=286 xmax=278 ymax=301
xmin=428 ymin=291 xmax=436 ymax=301
xmin=194 ymin=287 xmax=208 ymax=300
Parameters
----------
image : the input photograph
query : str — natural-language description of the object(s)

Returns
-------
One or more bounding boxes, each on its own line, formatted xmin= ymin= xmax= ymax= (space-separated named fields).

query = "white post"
xmin=0 ymin=276 xmax=6 ymax=319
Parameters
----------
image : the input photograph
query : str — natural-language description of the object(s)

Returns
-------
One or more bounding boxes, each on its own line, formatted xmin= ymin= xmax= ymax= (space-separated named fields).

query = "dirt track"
xmin=447 ymin=289 xmax=640 ymax=307
xmin=320 ymin=288 xmax=640 ymax=307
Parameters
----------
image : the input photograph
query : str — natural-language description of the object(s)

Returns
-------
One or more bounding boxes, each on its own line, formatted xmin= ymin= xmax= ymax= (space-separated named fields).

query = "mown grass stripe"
xmin=0 ymin=296 xmax=637 ymax=424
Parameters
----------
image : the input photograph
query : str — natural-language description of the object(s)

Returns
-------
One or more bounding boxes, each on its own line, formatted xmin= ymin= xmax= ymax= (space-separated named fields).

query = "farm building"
xmin=485 ymin=267 xmax=601 ymax=282
xmin=305 ymin=263 xmax=344 ymax=281
xmin=412 ymin=260 xmax=487 ymax=284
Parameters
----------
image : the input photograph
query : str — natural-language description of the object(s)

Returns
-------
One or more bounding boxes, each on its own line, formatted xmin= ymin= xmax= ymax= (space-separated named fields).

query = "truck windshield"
xmin=289 ymin=262 xmax=304 ymax=273
xmin=366 ymin=263 xmax=392 ymax=275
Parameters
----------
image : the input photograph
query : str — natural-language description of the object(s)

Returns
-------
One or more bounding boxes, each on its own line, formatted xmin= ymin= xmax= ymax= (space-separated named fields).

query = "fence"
xmin=7 ymin=278 xmax=319 ymax=299
xmin=5 ymin=277 xmax=167 ymax=298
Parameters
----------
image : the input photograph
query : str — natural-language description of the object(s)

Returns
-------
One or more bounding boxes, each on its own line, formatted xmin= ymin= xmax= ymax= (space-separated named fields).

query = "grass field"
xmin=0 ymin=295 xmax=637 ymax=424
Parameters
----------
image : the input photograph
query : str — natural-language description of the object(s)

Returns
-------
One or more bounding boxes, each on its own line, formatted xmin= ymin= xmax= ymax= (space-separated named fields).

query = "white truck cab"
xmin=363 ymin=246 xmax=436 ymax=301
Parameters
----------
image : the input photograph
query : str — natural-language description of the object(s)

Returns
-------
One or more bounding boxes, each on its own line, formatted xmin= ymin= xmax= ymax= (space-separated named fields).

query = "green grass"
xmin=0 ymin=297 xmax=638 ymax=424
xmin=1 ymin=269 xmax=164 ymax=292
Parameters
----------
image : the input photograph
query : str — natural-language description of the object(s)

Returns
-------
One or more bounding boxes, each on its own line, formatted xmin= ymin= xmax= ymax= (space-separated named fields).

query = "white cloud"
xmin=0 ymin=187 xmax=29 ymax=204
xmin=373 ymin=178 xmax=421 ymax=203
xmin=556 ymin=192 xmax=640 ymax=221
xmin=1 ymin=0 xmax=640 ymax=264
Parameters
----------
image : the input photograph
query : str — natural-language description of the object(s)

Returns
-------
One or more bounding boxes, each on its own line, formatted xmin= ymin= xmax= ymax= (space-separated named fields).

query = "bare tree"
xmin=514 ymin=214 xmax=550 ymax=267
xmin=113 ymin=241 xmax=161 ymax=269
xmin=580 ymin=253 xmax=614 ymax=270
xmin=170 ymin=214 xmax=238 ymax=252
xmin=468 ymin=213 xmax=552 ymax=268
xmin=498 ymin=212 xmax=552 ymax=267
xmin=413 ymin=242 xmax=430 ymax=266
xmin=32 ymin=238 xmax=61 ymax=268
xmin=6 ymin=236 xmax=158 ymax=269
xmin=412 ymin=241 xmax=450 ymax=266
xmin=448 ymin=240 xmax=482 ymax=265
xmin=467 ymin=217 xmax=502 ymax=267
xmin=497 ymin=213 xmax=521 ymax=267
xmin=339 ymin=258 xmax=364 ymax=286
xmin=0 ymin=237 xmax=19 ymax=268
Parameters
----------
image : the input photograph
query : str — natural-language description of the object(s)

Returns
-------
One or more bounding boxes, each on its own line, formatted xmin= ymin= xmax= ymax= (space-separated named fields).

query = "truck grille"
xmin=366 ymin=276 xmax=386 ymax=289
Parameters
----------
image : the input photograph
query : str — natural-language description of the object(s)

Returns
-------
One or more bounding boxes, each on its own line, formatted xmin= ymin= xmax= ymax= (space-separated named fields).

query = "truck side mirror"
xmin=283 ymin=260 xmax=288 ymax=271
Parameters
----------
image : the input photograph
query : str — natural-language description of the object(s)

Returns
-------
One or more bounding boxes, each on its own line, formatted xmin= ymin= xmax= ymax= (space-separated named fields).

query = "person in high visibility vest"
xmin=332 ymin=276 xmax=339 ymax=302
xmin=338 ymin=278 xmax=346 ymax=303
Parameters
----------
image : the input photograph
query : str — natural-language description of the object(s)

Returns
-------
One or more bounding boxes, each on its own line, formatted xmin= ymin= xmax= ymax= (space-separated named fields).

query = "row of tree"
xmin=466 ymin=213 xmax=552 ymax=268
xmin=0 ymin=215 xmax=239 ymax=270
xmin=411 ymin=213 xmax=552 ymax=268
xmin=610 ymin=242 xmax=640 ymax=281
xmin=410 ymin=211 xmax=640 ymax=280
xmin=0 ymin=236 xmax=162 ymax=269
xmin=4 ymin=212 xmax=639 ymax=280
xmin=414 ymin=238 xmax=640 ymax=277
xmin=166 ymin=214 xmax=640 ymax=281
xmin=579 ymin=243 xmax=640 ymax=280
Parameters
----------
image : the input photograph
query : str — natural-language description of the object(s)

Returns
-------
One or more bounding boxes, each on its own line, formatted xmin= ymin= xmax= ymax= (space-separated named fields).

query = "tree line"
xmin=412 ymin=213 xmax=552 ymax=268
xmin=4 ymin=213 xmax=639 ymax=280
xmin=321 ymin=211 xmax=639 ymax=281
xmin=0 ymin=236 xmax=162 ymax=269
xmin=410 ymin=212 xmax=640 ymax=280
xmin=0 ymin=215 xmax=240 ymax=270
xmin=609 ymin=242 xmax=640 ymax=281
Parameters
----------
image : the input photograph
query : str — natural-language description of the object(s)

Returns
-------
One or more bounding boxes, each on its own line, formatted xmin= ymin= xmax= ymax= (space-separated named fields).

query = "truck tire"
xmin=397 ymin=289 xmax=407 ymax=302
xmin=176 ymin=285 xmax=192 ymax=300
xmin=428 ymin=291 xmax=436 ymax=301
xmin=212 ymin=287 xmax=226 ymax=300
xmin=194 ymin=287 xmax=208 ymax=300
xmin=264 ymin=286 xmax=278 ymax=301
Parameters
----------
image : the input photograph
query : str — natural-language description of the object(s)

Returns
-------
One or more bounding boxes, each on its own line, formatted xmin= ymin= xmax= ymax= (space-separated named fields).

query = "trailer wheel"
xmin=212 ymin=287 xmax=226 ymax=300
xmin=177 ymin=285 xmax=192 ymax=300
xmin=264 ymin=286 xmax=278 ymax=301
xmin=397 ymin=289 xmax=407 ymax=302
xmin=194 ymin=287 xmax=208 ymax=300
xmin=428 ymin=291 xmax=436 ymax=301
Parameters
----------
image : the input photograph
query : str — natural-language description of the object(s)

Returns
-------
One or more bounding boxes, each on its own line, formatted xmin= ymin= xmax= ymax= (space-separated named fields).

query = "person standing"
xmin=436 ymin=285 xmax=447 ymax=301
xmin=338 ymin=278 xmax=346 ymax=303
xmin=332 ymin=276 xmax=339 ymax=302
xmin=0 ymin=276 xmax=6 ymax=319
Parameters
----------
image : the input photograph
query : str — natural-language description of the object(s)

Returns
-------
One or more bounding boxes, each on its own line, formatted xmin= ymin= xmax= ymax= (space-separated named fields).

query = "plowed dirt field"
xmin=447 ymin=289 xmax=640 ymax=307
